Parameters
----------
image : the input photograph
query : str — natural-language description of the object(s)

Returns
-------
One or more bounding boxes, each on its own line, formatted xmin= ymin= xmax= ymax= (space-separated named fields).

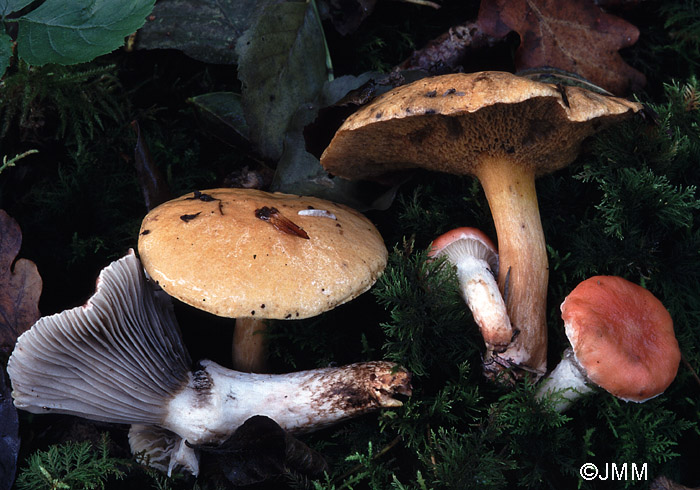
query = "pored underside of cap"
xmin=561 ymin=276 xmax=680 ymax=402
xmin=321 ymin=71 xmax=642 ymax=181
xmin=138 ymin=189 xmax=388 ymax=320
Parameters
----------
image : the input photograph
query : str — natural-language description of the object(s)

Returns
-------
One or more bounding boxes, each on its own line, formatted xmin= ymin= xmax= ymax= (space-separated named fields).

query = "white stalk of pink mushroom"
xmin=428 ymin=227 xmax=514 ymax=376
xmin=7 ymin=251 xmax=411 ymax=476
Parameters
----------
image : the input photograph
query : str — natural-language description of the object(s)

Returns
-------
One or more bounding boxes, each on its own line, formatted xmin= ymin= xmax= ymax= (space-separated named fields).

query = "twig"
xmin=310 ymin=0 xmax=334 ymax=81
xmin=0 ymin=149 xmax=39 ymax=175
xmin=393 ymin=0 xmax=441 ymax=8
xmin=396 ymin=20 xmax=503 ymax=73
xmin=681 ymin=352 xmax=700 ymax=390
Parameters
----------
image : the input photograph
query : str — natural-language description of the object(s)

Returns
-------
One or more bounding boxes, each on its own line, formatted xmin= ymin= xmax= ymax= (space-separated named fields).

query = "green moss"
xmin=15 ymin=434 xmax=126 ymax=490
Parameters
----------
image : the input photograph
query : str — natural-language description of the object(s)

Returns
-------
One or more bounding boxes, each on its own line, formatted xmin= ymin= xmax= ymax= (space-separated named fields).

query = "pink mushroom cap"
xmin=429 ymin=227 xmax=498 ymax=273
xmin=562 ymin=276 xmax=680 ymax=402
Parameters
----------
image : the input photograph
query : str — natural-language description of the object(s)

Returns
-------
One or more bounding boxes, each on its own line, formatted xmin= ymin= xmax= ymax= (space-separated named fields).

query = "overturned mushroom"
xmin=321 ymin=71 xmax=642 ymax=378
xmin=428 ymin=227 xmax=513 ymax=373
xmin=138 ymin=188 xmax=388 ymax=372
xmin=536 ymin=276 xmax=680 ymax=412
xmin=7 ymin=251 xmax=411 ymax=476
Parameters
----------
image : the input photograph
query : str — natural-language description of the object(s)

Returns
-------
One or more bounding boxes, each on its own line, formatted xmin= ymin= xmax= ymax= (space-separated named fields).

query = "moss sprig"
xmin=0 ymin=61 xmax=125 ymax=156
xmin=15 ymin=434 xmax=126 ymax=490
xmin=373 ymin=239 xmax=476 ymax=378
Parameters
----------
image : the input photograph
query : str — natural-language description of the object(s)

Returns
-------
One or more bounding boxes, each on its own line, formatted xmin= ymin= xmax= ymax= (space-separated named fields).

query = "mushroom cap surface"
xmin=320 ymin=71 xmax=642 ymax=180
xmin=561 ymin=276 xmax=680 ymax=402
xmin=138 ymin=188 xmax=388 ymax=320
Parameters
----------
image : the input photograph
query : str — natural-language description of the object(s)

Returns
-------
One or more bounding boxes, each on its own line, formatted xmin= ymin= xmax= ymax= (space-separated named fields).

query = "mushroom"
xmin=536 ymin=276 xmax=680 ymax=412
xmin=129 ymin=424 xmax=200 ymax=475
xmin=138 ymin=188 xmax=388 ymax=372
xmin=320 ymin=71 xmax=643 ymax=378
xmin=7 ymin=251 xmax=412 ymax=476
xmin=428 ymin=227 xmax=514 ymax=372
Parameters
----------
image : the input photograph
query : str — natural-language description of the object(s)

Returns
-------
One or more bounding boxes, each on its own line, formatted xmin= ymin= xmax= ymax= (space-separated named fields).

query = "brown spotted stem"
xmin=476 ymin=155 xmax=548 ymax=379
xmin=317 ymin=72 xmax=643 ymax=380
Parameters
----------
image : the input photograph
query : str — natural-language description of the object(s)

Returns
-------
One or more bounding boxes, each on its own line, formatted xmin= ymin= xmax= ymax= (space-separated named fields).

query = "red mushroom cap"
xmin=429 ymin=227 xmax=498 ymax=273
xmin=561 ymin=276 xmax=680 ymax=402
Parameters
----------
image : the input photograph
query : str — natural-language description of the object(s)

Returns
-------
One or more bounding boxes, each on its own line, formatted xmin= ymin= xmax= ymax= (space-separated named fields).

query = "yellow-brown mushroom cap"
xmin=320 ymin=71 xmax=642 ymax=180
xmin=561 ymin=276 xmax=680 ymax=402
xmin=138 ymin=188 xmax=388 ymax=320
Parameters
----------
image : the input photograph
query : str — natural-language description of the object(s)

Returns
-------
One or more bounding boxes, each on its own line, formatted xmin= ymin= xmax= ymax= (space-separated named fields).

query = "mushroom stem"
xmin=7 ymin=252 xmax=411 ymax=476
xmin=535 ymin=347 xmax=594 ymax=412
xmin=428 ymin=228 xmax=513 ymax=356
xmin=453 ymin=254 xmax=512 ymax=352
xmin=476 ymin=155 xmax=548 ymax=378
xmin=232 ymin=317 xmax=269 ymax=372
xmin=164 ymin=360 xmax=411 ymax=446
xmin=130 ymin=359 xmax=411 ymax=476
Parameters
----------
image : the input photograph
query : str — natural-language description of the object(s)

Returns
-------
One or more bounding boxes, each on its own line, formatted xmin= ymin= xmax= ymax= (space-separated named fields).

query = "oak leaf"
xmin=0 ymin=210 xmax=41 ymax=355
xmin=478 ymin=0 xmax=646 ymax=94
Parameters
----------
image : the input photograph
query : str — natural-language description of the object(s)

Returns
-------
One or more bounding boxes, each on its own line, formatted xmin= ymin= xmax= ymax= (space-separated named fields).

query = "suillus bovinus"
xmin=321 ymin=71 xmax=643 ymax=379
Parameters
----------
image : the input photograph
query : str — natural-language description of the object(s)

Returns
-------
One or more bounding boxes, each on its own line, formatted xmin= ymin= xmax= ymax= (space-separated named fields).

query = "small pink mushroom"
xmin=537 ymin=276 xmax=681 ymax=411
xmin=429 ymin=227 xmax=514 ymax=373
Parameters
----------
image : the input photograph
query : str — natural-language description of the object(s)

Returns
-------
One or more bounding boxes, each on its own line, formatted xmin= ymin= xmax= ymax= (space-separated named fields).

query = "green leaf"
xmin=0 ymin=0 xmax=34 ymax=16
xmin=136 ymin=0 xmax=262 ymax=65
xmin=16 ymin=0 xmax=155 ymax=66
xmin=188 ymin=91 xmax=250 ymax=145
xmin=0 ymin=32 xmax=12 ymax=76
xmin=236 ymin=0 xmax=328 ymax=161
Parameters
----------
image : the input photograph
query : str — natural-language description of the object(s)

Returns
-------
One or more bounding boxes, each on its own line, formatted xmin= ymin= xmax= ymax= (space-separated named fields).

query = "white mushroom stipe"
xmin=297 ymin=209 xmax=337 ymax=219
xmin=7 ymin=251 xmax=412 ymax=476
xmin=437 ymin=242 xmax=510 ymax=346
xmin=535 ymin=348 xmax=594 ymax=412
xmin=429 ymin=228 xmax=514 ymax=360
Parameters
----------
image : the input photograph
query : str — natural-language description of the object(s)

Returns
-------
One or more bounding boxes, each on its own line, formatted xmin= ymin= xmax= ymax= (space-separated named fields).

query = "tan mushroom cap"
xmin=320 ymin=71 xmax=642 ymax=179
xmin=561 ymin=276 xmax=680 ymax=402
xmin=138 ymin=188 xmax=388 ymax=320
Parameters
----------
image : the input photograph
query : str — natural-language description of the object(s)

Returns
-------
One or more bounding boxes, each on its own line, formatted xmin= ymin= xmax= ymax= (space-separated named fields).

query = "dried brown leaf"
xmin=0 ymin=210 xmax=41 ymax=355
xmin=477 ymin=0 xmax=646 ymax=94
